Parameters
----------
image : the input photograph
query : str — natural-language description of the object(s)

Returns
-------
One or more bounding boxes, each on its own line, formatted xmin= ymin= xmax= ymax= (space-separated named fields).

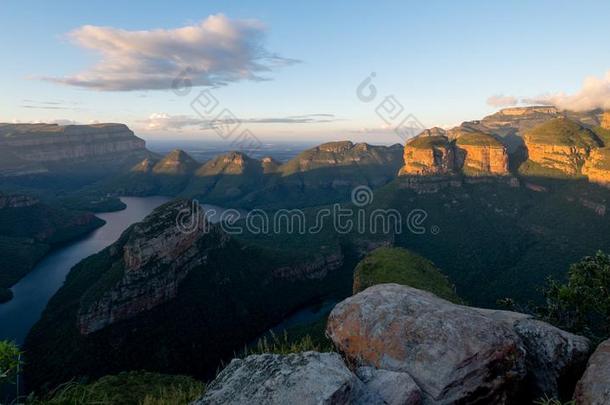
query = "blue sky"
xmin=2 ymin=0 xmax=610 ymax=144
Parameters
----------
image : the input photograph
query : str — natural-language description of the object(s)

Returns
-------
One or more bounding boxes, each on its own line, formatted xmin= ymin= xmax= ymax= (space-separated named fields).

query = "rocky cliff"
xmin=77 ymin=200 xmax=229 ymax=334
xmin=399 ymin=135 xmax=455 ymax=175
xmin=454 ymin=130 xmax=509 ymax=175
xmin=574 ymin=338 xmax=610 ymax=404
xmin=582 ymin=148 xmax=610 ymax=187
xmin=0 ymin=123 xmax=148 ymax=176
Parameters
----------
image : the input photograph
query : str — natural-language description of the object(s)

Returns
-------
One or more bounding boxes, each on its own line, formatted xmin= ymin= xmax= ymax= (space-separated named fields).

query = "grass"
xmin=28 ymin=371 xmax=204 ymax=405
xmin=244 ymin=330 xmax=333 ymax=357
xmin=524 ymin=118 xmax=601 ymax=148
xmin=407 ymin=135 xmax=450 ymax=149
xmin=455 ymin=131 xmax=503 ymax=147
xmin=352 ymin=247 xmax=462 ymax=303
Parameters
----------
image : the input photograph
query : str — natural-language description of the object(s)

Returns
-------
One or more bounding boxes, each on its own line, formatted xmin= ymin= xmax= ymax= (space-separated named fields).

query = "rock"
xmin=511 ymin=318 xmax=590 ymax=399
xmin=454 ymin=130 xmax=509 ymax=175
xmin=152 ymin=149 xmax=198 ymax=175
xmin=356 ymin=366 xmax=422 ymax=405
xmin=601 ymin=111 xmax=610 ymax=130
xmin=326 ymin=284 xmax=526 ymax=404
xmin=77 ymin=199 xmax=229 ymax=334
xmin=583 ymin=148 xmax=610 ymax=188
xmin=574 ymin=338 xmax=610 ymax=405
xmin=522 ymin=118 xmax=601 ymax=175
xmin=328 ymin=284 xmax=591 ymax=403
xmin=194 ymin=351 xmax=382 ymax=405
xmin=399 ymin=135 xmax=455 ymax=176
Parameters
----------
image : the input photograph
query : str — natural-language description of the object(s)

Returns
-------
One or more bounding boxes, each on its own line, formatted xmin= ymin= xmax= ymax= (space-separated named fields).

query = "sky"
xmin=2 ymin=0 xmax=610 ymax=144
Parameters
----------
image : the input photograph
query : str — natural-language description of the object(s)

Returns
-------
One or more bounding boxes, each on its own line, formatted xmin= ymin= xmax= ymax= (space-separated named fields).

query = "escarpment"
xmin=77 ymin=200 xmax=229 ymax=334
xmin=398 ymin=130 xmax=509 ymax=177
xmin=0 ymin=123 xmax=148 ymax=176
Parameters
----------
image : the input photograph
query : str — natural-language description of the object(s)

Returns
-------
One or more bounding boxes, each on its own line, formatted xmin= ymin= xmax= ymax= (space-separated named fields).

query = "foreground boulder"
xmin=327 ymin=284 xmax=525 ymax=403
xmin=574 ymin=338 xmax=610 ymax=405
xmin=356 ymin=366 xmax=421 ymax=405
xmin=194 ymin=351 xmax=382 ymax=405
xmin=327 ymin=284 xmax=590 ymax=404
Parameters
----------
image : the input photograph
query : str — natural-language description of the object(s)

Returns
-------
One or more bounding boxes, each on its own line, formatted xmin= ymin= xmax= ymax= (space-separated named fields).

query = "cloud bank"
xmin=43 ymin=14 xmax=298 ymax=91
xmin=141 ymin=113 xmax=337 ymax=131
xmin=486 ymin=94 xmax=518 ymax=108
xmin=525 ymin=70 xmax=610 ymax=112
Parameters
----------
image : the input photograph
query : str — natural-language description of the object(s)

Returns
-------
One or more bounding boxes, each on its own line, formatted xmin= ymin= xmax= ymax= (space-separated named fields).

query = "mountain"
xmin=0 ymin=193 xmax=104 ymax=302
xmin=102 ymin=141 xmax=404 ymax=209
xmin=398 ymin=130 xmax=509 ymax=177
xmin=24 ymin=199 xmax=371 ymax=389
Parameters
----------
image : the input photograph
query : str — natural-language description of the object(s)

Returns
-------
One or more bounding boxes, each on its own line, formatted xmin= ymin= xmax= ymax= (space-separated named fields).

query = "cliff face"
xmin=582 ymin=148 xmax=610 ymax=187
xmin=0 ymin=123 xmax=148 ymax=176
xmin=601 ymin=111 xmax=610 ymax=130
xmin=454 ymin=130 xmax=509 ymax=175
xmin=77 ymin=200 xmax=229 ymax=334
xmin=399 ymin=135 xmax=455 ymax=175
xmin=399 ymin=131 xmax=508 ymax=177
xmin=522 ymin=118 xmax=602 ymax=176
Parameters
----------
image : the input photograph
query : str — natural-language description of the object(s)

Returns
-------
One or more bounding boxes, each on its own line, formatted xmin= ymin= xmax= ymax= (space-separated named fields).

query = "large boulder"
xmin=356 ymin=366 xmax=422 ymax=405
xmin=574 ymin=338 xmax=610 ymax=405
xmin=327 ymin=284 xmax=526 ymax=403
xmin=327 ymin=284 xmax=591 ymax=404
xmin=193 ymin=351 xmax=383 ymax=405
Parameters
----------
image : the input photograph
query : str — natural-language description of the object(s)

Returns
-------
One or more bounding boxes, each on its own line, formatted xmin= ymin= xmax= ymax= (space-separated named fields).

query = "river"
xmin=0 ymin=196 xmax=171 ymax=344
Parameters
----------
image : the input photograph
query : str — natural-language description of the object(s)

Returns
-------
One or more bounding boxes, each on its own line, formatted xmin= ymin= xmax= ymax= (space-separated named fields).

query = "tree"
xmin=542 ymin=251 xmax=610 ymax=342
xmin=0 ymin=340 xmax=21 ymax=384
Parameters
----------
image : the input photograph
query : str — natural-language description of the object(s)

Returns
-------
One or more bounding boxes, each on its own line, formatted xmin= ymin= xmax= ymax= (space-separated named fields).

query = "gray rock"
xmin=356 ymin=367 xmax=422 ymax=405
xmin=193 ymin=351 xmax=382 ymax=405
xmin=574 ymin=338 xmax=610 ymax=405
xmin=327 ymin=284 xmax=526 ymax=404
xmin=512 ymin=319 xmax=591 ymax=399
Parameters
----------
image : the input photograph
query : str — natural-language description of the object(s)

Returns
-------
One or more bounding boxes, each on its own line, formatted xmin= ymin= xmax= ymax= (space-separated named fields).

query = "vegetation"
xmin=407 ymin=135 xmax=450 ymax=149
xmin=353 ymin=247 xmax=462 ymax=303
xmin=28 ymin=371 xmax=204 ymax=405
xmin=244 ymin=331 xmax=332 ymax=357
xmin=533 ymin=395 xmax=575 ymax=405
xmin=542 ymin=251 xmax=610 ymax=342
xmin=455 ymin=131 xmax=503 ymax=147
xmin=0 ymin=340 xmax=21 ymax=384
xmin=523 ymin=118 xmax=601 ymax=148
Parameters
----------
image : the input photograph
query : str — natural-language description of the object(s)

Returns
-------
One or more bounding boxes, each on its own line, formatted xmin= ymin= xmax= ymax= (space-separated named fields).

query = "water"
xmin=0 ymin=196 xmax=170 ymax=344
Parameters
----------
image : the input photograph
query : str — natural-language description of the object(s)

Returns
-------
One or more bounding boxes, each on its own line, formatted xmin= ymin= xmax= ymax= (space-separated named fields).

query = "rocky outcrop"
xmin=454 ymin=130 xmax=509 ymax=175
xmin=522 ymin=118 xmax=602 ymax=175
xmin=327 ymin=284 xmax=590 ymax=404
xmin=583 ymin=148 xmax=610 ymax=187
xmin=272 ymin=252 xmax=343 ymax=280
xmin=399 ymin=136 xmax=455 ymax=175
xmin=194 ymin=352 xmax=382 ymax=405
xmin=574 ymin=338 xmax=610 ymax=405
xmin=77 ymin=200 xmax=229 ymax=334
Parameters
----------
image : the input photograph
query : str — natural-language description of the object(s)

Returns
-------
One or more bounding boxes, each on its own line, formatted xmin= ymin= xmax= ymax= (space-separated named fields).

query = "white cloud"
xmin=140 ymin=113 xmax=338 ymax=131
xmin=523 ymin=70 xmax=610 ymax=111
xmin=486 ymin=94 xmax=518 ymax=108
xmin=43 ymin=14 xmax=298 ymax=91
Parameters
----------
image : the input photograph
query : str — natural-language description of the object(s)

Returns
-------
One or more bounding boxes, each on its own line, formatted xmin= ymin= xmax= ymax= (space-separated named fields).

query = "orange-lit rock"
xmin=583 ymin=148 xmax=610 ymax=187
xmin=454 ymin=130 xmax=509 ymax=175
xmin=399 ymin=135 xmax=455 ymax=175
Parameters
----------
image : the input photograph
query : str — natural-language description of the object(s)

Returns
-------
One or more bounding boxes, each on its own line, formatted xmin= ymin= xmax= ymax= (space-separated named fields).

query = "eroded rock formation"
xmin=399 ymin=135 xmax=455 ymax=175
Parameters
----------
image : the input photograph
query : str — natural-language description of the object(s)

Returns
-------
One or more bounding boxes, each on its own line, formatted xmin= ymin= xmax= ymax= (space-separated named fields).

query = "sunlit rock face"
xmin=454 ymin=129 xmax=509 ymax=175
xmin=583 ymin=148 xmax=610 ymax=187
xmin=522 ymin=118 xmax=602 ymax=175
xmin=399 ymin=135 xmax=455 ymax=175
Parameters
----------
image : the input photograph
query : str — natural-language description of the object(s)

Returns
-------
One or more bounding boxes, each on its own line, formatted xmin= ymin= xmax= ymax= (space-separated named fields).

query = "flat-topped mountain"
xmin=0 ymin=123 xmax=150 ymax=179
